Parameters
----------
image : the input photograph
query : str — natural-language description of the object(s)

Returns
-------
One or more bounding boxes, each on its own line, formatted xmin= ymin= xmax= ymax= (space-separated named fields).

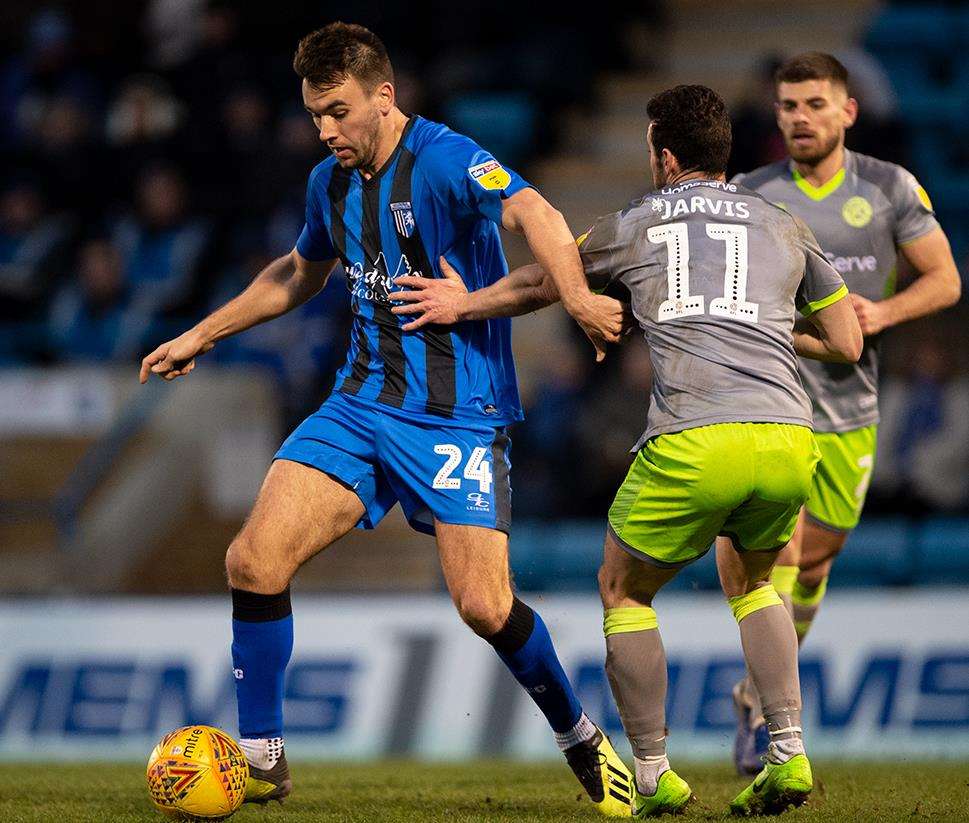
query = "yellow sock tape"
xmin=770 ymin=565 xmax=799 ymax=598
xmin=729 ymin=585 xmax=783 ymax=623
xmin=603 ymin=606 xmax=658 ymax=637
xmin=792 ymin=576 xmax=828 ymax=608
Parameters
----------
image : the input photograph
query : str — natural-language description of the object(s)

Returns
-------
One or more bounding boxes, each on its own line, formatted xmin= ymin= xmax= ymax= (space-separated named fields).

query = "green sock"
xmin=791 ymin=576 xmax=828 ymax=642
xmin=770 ymin=565 xmax=798 ymax=615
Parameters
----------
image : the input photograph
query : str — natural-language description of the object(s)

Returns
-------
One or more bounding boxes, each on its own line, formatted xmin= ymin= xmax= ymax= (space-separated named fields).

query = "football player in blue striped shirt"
xmin=140 ymin=21 xmax=634 ymax=817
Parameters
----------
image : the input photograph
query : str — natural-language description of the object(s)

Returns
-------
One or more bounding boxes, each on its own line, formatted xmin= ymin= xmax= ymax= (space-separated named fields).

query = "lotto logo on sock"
xmin=233 ymin=668 xmax=244 ymax=680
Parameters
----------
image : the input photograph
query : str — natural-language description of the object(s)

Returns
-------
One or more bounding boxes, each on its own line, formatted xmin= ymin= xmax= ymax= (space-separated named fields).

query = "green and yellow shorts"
xmin=804 ymin=424 xmax=877 ymax=533
xmin=608 ymin=422 xmax=820 ymax=567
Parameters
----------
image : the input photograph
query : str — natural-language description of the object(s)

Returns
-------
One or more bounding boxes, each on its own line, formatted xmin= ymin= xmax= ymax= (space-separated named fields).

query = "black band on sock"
xmin=231 ymin=587 xmax=292 ymax=622
xmin=486 ymin=597 xmax=535 ymax=655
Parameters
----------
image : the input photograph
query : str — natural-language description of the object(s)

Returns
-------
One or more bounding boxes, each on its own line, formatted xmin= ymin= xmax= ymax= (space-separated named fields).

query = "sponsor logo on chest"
xmin=824 ymin=252 xmax=878 ymax=274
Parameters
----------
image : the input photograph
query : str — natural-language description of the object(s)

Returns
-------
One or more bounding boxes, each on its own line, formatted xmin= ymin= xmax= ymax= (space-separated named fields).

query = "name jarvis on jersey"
xmin=651 ymin=195 xmax=751 ymax=221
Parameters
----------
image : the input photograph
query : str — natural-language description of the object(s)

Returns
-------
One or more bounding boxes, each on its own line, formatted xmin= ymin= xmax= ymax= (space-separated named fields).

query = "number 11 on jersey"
xmin=649 ymin=222 xmax=759 ymax=323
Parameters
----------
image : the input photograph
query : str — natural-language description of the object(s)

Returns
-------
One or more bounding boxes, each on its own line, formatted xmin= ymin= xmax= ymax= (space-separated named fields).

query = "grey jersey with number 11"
xmin=579 ymin=178 xmax=846 ymax=450
xmin=734 ymin=150 xmax=939 ymax=432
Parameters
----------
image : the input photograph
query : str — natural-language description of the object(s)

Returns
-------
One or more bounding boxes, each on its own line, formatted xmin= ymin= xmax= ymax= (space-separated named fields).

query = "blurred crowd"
xmin=1 ymin=1 xmax=966 ymax=517
xmin=0 ymin=1 xmax=647 ymax=417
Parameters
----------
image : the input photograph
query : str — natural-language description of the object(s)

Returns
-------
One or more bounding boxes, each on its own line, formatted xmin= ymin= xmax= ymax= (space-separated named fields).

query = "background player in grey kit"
xmin=391 ymin=84 xmax=862 ymax=817
xmin=717 ymin=52 xmax=962 ymax=776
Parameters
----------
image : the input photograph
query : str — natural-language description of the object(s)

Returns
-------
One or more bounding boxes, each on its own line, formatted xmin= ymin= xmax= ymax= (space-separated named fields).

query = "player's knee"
xmin=797 ymin=562 xmax=830 ymax=590
xmin=225 ymin=532 xmax=288 ymax=592
xmin=454 ymin=591 xmax=508 ymax=637
xmin=718 ymin=575 xmax=746 ymax=599
xmin=798 ymin=547 xmax=837 ymax=578
xmin=225 ymin=535 xmax=259 ymax=590
xmin=598 ymin=563 xmax=625 ymax=607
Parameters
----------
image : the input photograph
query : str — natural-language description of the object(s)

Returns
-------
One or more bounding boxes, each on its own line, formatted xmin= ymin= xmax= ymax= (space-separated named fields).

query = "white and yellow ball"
xmin=147 ymin=725 xmax=249 ymax=820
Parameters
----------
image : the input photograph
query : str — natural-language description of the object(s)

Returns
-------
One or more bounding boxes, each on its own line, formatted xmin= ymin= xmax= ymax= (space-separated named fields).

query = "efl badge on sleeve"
xmin=468 ymin=159 xmax=511 ymax=191
xmin=915 ymin=184 xmax=933 ymax=212
xmin=390 ymin=201 xmax=416 ymax=238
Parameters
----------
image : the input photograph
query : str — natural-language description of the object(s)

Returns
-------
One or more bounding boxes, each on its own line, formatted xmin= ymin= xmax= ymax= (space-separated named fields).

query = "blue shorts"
xmin=275 ymin=391 xmax=512 ymax=535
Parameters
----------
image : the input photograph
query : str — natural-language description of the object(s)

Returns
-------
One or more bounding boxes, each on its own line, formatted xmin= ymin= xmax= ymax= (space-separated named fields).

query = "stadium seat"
xmin=834 ymin=519 xmax=914 ymax=585
xmin=865 ymin=5 xmax=964 ymax=123
xmin=510 ymin=517 xmax=969 ymax=591
xmin=911 ymin=518 xmax=969 ymax=584
xmin=865 ymin=5 xmax=952 ymax=51
xmin=442 ymin=92 xmax=538 ymax=168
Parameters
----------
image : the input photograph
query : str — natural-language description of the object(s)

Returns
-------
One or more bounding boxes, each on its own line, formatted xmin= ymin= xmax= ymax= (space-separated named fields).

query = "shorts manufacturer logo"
xmin=390 ymin=201 xmax=415 ymax=238
xmin=468 ymin=159 xmax=511 ymax=192
xmin=842 ymin=196 xmax=873 ymax=228
xmin=233 ymin=668 xmax=244 ymax=680
xmin=466 ymin=492 xmax=490 ymax=512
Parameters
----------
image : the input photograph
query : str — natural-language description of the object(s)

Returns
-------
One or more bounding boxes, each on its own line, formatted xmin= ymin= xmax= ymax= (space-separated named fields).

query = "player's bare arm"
xmin=390 ymin=258 xmax=629 ymax=335
xmin=139 ymin=249 xmax=337 ymax=383
xmin=390 ymin=259 xmax=554 ymax=329
xmin=849 ymin=228 xmax=961 ymax=336
xmin=792 ymin=295 xmax=862 ymax=363
xmin=499 ymin=186 xmax=624 ymax=360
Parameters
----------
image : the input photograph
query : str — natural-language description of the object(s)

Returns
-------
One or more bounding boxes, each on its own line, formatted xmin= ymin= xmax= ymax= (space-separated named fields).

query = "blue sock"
xmin=488 ymin=598 xmax=583 ymax=734
xmin=231 ymin=588 xmax=294 ymax=739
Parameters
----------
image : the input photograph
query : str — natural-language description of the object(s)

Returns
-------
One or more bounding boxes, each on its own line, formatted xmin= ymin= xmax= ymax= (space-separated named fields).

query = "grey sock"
xmin=606 ymin=628 xmax=669 ymax=795
xmin=605 ymin=629 xmax=668 ymax=760
xmin=741 ymin=593 xmax=796 ymax=726
xmin=741 ymin=674 xmax=764 ymax=728
xmin=738 ymin=605 xmax=803 ymax=749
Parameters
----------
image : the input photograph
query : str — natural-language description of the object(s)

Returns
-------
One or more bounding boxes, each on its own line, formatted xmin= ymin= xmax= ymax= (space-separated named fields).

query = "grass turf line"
xmin=1 ymin=761 xmax=968 ymax=822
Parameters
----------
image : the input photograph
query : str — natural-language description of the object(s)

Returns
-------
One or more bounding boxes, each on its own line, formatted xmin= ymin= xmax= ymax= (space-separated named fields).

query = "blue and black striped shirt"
xmin=296 ymin=115 xmax=527 ymax=426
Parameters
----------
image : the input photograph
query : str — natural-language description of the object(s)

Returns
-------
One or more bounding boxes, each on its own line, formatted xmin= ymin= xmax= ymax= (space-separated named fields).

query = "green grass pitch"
xmin=1 ymin=761 xmax=967 ymax=822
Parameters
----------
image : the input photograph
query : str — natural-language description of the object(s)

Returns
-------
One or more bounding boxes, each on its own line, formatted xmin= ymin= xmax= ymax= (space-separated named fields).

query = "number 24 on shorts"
xmin=432 ymin=445 xmax=493 ymax=493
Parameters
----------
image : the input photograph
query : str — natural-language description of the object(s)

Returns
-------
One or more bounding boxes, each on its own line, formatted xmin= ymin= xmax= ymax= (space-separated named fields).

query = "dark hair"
xmin=646 ymin=85 xmax=731 ymax=176
xmin=293 ymin=22 xmax=393 ymax=91
xmin=774 ymin=52 xmax=849 ymax=90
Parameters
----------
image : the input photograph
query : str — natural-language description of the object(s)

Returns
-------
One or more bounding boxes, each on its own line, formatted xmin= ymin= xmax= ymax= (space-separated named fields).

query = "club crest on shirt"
xmin=842 ymin=196 xmax=873 ymax=228
xmin=390 ymin=201 xmax=416 ymax=238
xmin=468 ymin=159 xmax=511 ymax=191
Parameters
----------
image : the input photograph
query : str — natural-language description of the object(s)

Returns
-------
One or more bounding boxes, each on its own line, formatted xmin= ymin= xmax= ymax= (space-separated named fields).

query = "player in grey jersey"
xmin=390 ymin=84 xmax=862 ymax=817
xmin=716 ymin=52 xmax=962 ymax=775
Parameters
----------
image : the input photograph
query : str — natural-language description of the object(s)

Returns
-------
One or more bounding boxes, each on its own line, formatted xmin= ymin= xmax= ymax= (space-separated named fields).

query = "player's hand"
xmin=569 ymin=293 xmax=626 ymax=362
xmin=849 ymin=293 xmax=891 ymax=336
xmin=139 ymin=329 xmax=214 ymax=384
xmin=621 ymin=303 xmax=637 ymax=336
xmin=389 ymin=256 xmax=470 ymax=331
